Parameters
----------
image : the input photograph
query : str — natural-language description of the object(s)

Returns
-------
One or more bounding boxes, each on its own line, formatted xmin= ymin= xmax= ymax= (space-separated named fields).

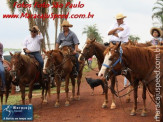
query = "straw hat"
xmin=115 ymin=13 xmax=127 ymax=19
xmin=61 ymin=20 xmax=73 ymax=27
xmin=29 ymin=26 xmax=39 ymax=32
xmin=150 ymin=27 xmax=162 ymax=37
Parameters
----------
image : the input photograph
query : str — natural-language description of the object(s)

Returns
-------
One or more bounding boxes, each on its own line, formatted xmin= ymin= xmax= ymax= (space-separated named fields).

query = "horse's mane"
xmin=20 ymin=54 xmax=33 ymax=64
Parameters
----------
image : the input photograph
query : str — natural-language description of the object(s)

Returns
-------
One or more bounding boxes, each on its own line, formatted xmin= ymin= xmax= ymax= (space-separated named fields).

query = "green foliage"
xmin=82 ymin=24 xmax=103 ymax=44
xmin=152 ymin=0 xmax=163 ymax=29
xmin=129 ymin=35 xmax=140 ymax=43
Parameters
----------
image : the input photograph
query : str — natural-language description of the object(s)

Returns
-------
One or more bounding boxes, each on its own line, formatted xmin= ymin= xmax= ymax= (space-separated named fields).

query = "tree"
xmin=6 ymin=0 xmax=73 ymax=50
xmin=129 ymin=35 xmax=140 ymax=43
xmin=82 ymin=24 xmax=103 ymax=43
xmin=152 ymin=0 xmax=163 ymax=29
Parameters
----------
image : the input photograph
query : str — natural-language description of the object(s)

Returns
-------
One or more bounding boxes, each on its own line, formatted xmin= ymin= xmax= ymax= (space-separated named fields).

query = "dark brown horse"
xmin=43 ymin=47 xmax=84 ymax=107
xmin=99 ymin=42 xmax=163 ymax=121
xmin=9 ymin=52 xmax=48 ymax=105
xmin=0 ymin=60 xmax=12 ymax=108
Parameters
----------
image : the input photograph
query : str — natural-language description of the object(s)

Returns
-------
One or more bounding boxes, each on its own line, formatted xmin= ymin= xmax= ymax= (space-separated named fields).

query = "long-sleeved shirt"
xmin=23 ymin=33 xmax=43 ymax=52
xmin=108 ymin=22 xmax=130 ymax=43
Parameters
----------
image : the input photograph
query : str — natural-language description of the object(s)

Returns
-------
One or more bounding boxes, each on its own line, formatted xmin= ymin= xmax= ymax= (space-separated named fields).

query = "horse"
xmin=78 ymin=39 xmax=127 ymax=109
xmin=99 ymin=42 xmax=163 ymax=121
xmin=9 ymin=52 xmax=48 ymax=105
xmin=0 ymin=60 xmax=12 ymax=108
xmin=43 ymin=47 xmax=84 ymax=107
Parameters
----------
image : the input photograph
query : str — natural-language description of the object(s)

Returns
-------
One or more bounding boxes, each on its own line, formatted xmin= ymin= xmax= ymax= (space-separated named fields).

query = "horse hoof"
xmin=141 ymin=112 xmax=147 ymax=117
xmin=43 ymin=99 xmax=48 ymax=103
xmin=76 ymin=96 xmax=80 ymax=101
xmin=126 ymin=98 xmax=131 ymax=103
xmin=130 ymin=111 xmax=136 ymax=116
xmin=70 ymin=96 xmax=75 ymax=101
xmin=65 ymin=101 xmax=70 ymax=107
xmin=54 ymin=103 xmax=60 ymax=108
xmin=110 ymin=103 xmax=116 ymax=109
xmin=102 ymin=103 xmax=108 ymax=108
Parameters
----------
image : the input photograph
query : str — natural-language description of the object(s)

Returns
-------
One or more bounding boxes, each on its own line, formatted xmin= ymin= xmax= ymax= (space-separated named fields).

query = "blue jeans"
xmin=0 ymin=61 xmax=5 ymax=87
xmin=29 ymin=52 xmax=44 ymax=69
xmin=75 ymin=53 xmax=79 ymax=72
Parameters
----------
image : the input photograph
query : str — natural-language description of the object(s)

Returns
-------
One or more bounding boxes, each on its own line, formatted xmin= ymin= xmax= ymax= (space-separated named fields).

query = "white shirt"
xmin=108 ymin=22 xmax=130 ymax=43
xmin=23 ymin=33 xmax=43 ymax=52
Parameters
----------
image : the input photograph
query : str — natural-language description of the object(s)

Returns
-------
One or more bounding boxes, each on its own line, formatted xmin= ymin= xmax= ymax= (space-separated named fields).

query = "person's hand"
xmin=73 ymin=50 xmax=77 ymax=54
xmin=25 ymin=49 xmax=31 ymax=53
xmin=117 ymin=27 xmax=124 ymax=31
xmin=76 ymin=49 xmax=81 ymax=53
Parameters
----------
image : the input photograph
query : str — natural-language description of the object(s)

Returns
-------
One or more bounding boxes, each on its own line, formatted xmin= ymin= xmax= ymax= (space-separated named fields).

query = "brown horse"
xmin=0 ymin=60 xmax=12 ymax=108
xmin=43 ymin=47 xmax=84 ymax=107
xmin=9 ymin=52 xmax=48 ymax=105
xmin=99 ymin=42 xmax=163 ymax=121
xmin=78 ymin=39 xmax=120 ymax=109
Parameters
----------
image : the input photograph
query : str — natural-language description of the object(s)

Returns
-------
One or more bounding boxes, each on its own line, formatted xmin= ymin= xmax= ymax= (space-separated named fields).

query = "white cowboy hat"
xmin=115 ymin=13 xmax=127 ymax=19
xmin=61 ymin=20 xmax=73 ymax=27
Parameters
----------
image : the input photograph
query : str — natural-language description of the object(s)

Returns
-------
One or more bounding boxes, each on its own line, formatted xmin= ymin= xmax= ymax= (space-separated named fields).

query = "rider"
xmin=150 ymin=27 xmax=163 ymax=45
xmin=23 ymin=25 xmax=44 ymax=71
xmin=55 ymin=20 xmax=81 ymax=78
xmin=0 ymin=42 xmax=5 ymax=91
xmin=108 ymin=13 xmax=130 ymax=87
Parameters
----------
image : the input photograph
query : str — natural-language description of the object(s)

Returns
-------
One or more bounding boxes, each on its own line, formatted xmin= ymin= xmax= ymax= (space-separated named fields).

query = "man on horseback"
xmin=108 ymin=13 xmax=130 ymax=87
xmin=55 ymin=20 xmax=80 ymax=78
xmin=23 ymin=26 xmax=44 ymax=71
xmin=0 ymin=42 xmax=5 ymax=91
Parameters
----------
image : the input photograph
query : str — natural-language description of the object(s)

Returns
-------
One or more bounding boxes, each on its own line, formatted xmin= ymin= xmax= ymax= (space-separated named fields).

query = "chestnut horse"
xmin=0 ymin=60 xmax=12 ymax=108
xmin=78 ymin=39 xmax=130 ymax=109
xmin=99 ymin=42 xmax=163 ymax=121
xmin=43 ymin=47 xmax=84 ymax=107
xmin=9 ymin=52 xmax=48 ymax=105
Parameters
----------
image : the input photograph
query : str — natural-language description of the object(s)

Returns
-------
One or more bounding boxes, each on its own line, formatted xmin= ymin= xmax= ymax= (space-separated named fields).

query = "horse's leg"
xmin=5 ymin=87 xmax=10 ymax=105
xmin=28 ymin=82 xmax=34 ymax=105
xmin=65 ymin=75 xmax=70 ymax=106
xmin=55 ymin=77 xmax=61 ymax=107
xmin=141 ymin=84 xmax=147 ymax=117
xmin=126 ymin=86 xmax=132 ymax=103
xmin=102 ymin=78 xmax=108 ymax=108
xmin=0 ymin=94 xmax=2 ymax=110
xmin=70 ymin=77 xmax=75 ymax=100
xmin=110 ymin=76 xmax=116 ymax=109
xmin=130 ymin=79 xmax=138 ymax=116
xmin=20 ymin=85 xmax=26 ymax=105
xmin=76 ymin=70 xmax=82 ymax=100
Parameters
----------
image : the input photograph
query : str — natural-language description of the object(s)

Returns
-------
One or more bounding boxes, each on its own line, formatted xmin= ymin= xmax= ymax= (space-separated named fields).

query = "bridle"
xmin=102 ymin=46 xmax=123 ymax=75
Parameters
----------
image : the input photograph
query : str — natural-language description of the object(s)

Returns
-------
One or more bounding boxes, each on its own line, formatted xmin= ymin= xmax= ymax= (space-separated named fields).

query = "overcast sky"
xmin=0 ymin=0 xmax=158 ymax=49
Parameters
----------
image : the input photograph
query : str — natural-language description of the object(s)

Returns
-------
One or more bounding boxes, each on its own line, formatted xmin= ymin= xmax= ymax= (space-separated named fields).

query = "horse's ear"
xmin=17 ymin=52 xmax=21 ymax=57
xmin=110 ymin=42 xmax=113 ymax=47
xmin=10 ymin=52 xmax=13 ymax=56
xmin=117 ymin=42 xmax=121 ymax=49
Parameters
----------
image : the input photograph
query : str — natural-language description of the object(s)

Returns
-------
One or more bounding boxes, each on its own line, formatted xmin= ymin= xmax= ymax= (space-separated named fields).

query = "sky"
xmin=0 ymin=0 xmax=158 ymax=49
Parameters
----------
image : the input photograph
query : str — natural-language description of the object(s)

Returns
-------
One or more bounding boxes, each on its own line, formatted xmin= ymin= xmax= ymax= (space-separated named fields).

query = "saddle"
xmin=26 ymin=54 xmax=39 ymax=68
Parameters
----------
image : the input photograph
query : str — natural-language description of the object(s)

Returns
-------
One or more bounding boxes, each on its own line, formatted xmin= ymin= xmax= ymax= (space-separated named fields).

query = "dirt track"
xmin=32 ymin=70 xmax=156 ymax=122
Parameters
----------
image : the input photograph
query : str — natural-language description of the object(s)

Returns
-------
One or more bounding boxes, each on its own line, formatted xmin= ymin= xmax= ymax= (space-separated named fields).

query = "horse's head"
xmin=10 ymin=52 xmax=22 ymax=81
xmin=43 ymin=49 xmax=63 ymax=74
xmin=98 ymin=42 xmax=123 ymax=77
xmin=78 ymin=39 xmax=96 ymax=62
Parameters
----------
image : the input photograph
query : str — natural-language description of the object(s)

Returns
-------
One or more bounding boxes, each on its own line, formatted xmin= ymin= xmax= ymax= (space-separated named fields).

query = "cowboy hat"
xmin=150 ymin=27 xmax=162 ymax=37
xmin=61 ymin=20 xmax=73 ymax=27
xmin=29 ymin=26 xmax=40 ymax=32
xmin=115 ymin=13 xmax=127 ymax=19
